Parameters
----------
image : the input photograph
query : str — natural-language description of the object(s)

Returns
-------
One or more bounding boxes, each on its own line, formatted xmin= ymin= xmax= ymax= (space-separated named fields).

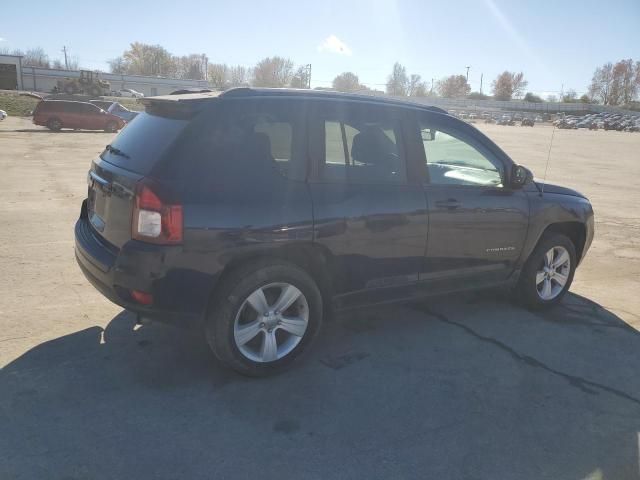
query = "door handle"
xmin=435 ymin=199 xmax=461 ymax=210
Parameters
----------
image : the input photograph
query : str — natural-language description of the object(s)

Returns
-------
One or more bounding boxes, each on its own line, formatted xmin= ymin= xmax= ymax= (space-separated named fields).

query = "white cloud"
xmin=317 ymin=35 xmax=352 ymax=56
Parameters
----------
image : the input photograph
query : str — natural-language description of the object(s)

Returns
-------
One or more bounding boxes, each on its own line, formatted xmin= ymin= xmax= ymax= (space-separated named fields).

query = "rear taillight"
xmin=132 ymin=181 xmax=183 ymax=245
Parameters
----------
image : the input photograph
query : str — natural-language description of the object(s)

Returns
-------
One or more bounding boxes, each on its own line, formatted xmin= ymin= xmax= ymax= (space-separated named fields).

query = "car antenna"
xmin=540 ymin=124 xmax=556 ymax=196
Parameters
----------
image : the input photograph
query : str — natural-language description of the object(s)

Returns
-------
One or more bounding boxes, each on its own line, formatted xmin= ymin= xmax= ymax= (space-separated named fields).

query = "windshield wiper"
xmin=104 ymin=144 xmax=130 ymax=159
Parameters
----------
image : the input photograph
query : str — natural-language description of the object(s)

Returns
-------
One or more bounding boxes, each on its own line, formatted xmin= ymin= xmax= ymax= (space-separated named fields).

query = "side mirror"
xmin=511 ymin=165 xmax=533 ymax=188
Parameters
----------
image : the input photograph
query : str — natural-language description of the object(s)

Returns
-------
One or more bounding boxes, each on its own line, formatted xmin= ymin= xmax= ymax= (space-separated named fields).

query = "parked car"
xmin=534 ymin=116 xmax=543 ymax=123
xmin=115 ymin=88 xmax=144 ymax=98
xmin=89 ymin=100 xmax=139 ymax=123
xmin=0 ymin=109 xmax=6 ymax=121
xmin=521 ymin=118 xmax=534 ymax=127
xmin=497 ymin=115 xmax=515 ymax=126
xmin=33 ymin=100 xmax=125 ymax=132
xmin=75 ymin=88 xmax=594 ymax=376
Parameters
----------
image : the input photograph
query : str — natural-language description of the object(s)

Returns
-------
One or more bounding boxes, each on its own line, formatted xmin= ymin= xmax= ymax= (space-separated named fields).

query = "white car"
xmin=0 ymin=109 xmax=6 ymax=121
xmin=116 ymin=88 xmax=144 ymax=98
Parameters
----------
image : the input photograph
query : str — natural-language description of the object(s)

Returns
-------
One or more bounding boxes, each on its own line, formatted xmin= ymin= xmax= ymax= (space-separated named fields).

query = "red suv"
xmin=33 ymin=100 xmax=125 ymax=132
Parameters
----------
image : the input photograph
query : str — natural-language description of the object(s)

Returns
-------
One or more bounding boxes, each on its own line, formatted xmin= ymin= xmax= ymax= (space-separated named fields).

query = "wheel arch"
xmin=208 ymin=242 xmax=336 ymax=319
xmin=539 ymin=221 xmax=587 ymax=262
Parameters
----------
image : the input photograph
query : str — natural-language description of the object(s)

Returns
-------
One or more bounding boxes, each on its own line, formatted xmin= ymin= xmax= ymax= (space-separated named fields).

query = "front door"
xmin=416 ymin=113 xmax=529 ymax=287
xmin=308 ymin=101 xmax=428 ymax=301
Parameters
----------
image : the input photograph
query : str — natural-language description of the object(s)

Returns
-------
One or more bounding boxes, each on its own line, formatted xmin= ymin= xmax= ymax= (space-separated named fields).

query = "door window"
xmin=319 ymin=106 xmax=406 ymax=184
xmin=421 ymin=124 xmax=503 ymax=187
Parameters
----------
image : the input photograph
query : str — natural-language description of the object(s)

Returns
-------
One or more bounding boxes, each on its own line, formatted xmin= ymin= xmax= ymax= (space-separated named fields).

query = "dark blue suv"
xmin=75 ymin=88 xmax=594 ymax=376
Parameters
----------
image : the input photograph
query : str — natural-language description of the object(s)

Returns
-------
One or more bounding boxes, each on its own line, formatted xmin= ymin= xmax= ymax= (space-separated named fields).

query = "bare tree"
xmin=491 ymin=71 xmax=528 ymax=100
xmin=332 ymin=72 xmax=362 ymax=92
xmin=290 ymin=66 xmax=310 ymax=89
xmin=386 ymin=62 xmax=408 ymax=96
xmin=175 ymin=54 xmax=207 ymax=80
xmin=437 ymin=75 xmax=471 ymax=98
xmin=588 ymin=63 xmax=614 ymax=105
xmin=407 ymin=74 xmax=428 ymax=97
xmin=115 ymin=42 xmax=177 ymax=76
xmin=229 ymin=65 xmax=249 ymax=87
xmin=22 ymin=47 xmax=50 ymax=68
xmin=252 ymin=56 xmax=294 ymax=87
xmin=562 ymin=89 xmax=578 ymax=102
xmin=208 ymin=63 xmax=229 ymax=88
xmin=109 ymin=57 xmax=128 ymax=74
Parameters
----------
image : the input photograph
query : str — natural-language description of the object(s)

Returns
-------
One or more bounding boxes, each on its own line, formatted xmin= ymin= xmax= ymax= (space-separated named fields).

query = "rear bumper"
xmin=74 ymin=202 xmax=207 ymax=327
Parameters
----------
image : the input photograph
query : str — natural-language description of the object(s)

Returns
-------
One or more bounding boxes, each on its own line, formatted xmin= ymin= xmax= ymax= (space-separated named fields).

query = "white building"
xmin=3 ymin=62 xmax=208 ymax=96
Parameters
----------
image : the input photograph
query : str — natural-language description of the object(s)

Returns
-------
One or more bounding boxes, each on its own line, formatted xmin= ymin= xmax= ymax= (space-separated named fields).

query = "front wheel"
xmin=104 ymin=121 xmax=119 ymax=133
xmin=516 ymin=233 xmax=576 ymax=310
xmin=206 ymin=260 xmax=323 ymax=376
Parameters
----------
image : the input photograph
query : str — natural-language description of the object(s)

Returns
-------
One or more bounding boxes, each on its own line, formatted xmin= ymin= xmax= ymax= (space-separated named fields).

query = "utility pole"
xmin=62 ymin=46 xmax=69 ymax=70
xmin=305 ymin=64 xmax=312 ymax=89
xmin=465 ymin=66 xmax=470 ymax=81
xmin=202 ymin=54 xmax=208 ymax=81
xmin=560 ymin=83 xmax=564 ymax=101
xmin=431 ymin=78 xmax=434 ymax=94
xmin=480 ymin=73 xmax=483 ymax=95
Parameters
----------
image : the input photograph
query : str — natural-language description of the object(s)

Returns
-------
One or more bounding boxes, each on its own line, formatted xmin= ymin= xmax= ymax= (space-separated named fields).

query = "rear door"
xmin=414 ymin=112 xmax=529 ymax=286
xmin=86 ymin=110 xmax=190 ymax=248
xmin=82 ymin=103 xmax=105 ymax=129
xmin=308 ymin=101 xmax=428 ymax=300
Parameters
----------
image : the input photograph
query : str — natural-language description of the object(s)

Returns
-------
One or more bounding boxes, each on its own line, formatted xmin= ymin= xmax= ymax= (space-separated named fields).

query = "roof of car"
xmin=142 ymin=87 xmax=449 ymax=115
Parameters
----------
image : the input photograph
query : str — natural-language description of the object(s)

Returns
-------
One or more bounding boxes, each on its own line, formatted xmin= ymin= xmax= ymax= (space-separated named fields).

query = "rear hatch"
xmin=87 ymin=110 xmax=191 ymax=248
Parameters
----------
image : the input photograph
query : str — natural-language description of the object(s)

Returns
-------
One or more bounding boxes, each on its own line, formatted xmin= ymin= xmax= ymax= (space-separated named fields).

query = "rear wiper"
xmin=104 ymin=144 xmax=130 ymax=159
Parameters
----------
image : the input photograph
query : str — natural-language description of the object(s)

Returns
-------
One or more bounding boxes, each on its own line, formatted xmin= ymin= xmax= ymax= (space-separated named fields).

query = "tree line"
xmin=3 ymin=43 xmax=639 ymax=107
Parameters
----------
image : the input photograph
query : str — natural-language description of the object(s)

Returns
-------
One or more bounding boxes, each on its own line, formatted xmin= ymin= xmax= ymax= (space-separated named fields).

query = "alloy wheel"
xmin=536 ymin=246 xmax=571 ymax=300
xmin=233 ymin=282 xmax=309 ymax=363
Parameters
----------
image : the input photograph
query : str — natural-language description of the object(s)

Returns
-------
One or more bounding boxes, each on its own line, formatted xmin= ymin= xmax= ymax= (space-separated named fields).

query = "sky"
xmin=2 ymin=0 xmax=639 ymax=97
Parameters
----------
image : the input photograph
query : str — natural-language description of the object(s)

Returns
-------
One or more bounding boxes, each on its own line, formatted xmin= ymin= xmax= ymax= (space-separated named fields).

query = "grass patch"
xmin=0 ymin=92 xmax=41 ymax=116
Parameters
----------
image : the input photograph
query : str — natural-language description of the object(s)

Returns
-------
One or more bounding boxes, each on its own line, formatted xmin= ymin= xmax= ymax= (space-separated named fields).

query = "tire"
xmin=104 ymin=121 xmax=119 ymax=133
xmin=47 ymin=117 xmax=62 ymax=131
xmin=205 ymin=260 xmax=323 ymax=377
xmin=516 ymin=233 xmax=576 ymax=310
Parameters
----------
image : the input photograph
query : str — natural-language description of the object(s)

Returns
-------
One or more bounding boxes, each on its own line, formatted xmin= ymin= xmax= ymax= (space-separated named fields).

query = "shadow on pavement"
xmin=2 ymin=292 xmax=639 ymax=479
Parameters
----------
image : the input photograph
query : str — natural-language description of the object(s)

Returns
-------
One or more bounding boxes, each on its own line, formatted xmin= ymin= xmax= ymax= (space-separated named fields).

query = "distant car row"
xmin=31 ymin=99 xmax=138 ymax=132
xmin=555 ymin=113 xmax=640 ymax=131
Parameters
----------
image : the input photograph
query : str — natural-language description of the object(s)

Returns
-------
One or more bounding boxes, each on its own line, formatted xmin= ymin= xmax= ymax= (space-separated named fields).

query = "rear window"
xmin=100 ymin=111 xmax=189 ymax=174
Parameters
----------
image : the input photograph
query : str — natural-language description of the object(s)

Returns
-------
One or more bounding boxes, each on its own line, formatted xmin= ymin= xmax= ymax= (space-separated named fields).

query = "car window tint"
xmin=254 ymin=121 xmax=292 ymax=167
xmin=421 ymin=124 xmax=503 ymax=187
xmin=321 ymin=109 xmax=406 ymax=184
xmin=160 ymin=100 xmax=304 ymax=195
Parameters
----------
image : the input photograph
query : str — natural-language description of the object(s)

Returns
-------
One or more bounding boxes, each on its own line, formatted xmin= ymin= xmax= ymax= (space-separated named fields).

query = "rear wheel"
xmin=47 ymin=117 xmax=62 ymax=131
xmin=105 ymin=121 xmax=119 ymax=133
xmin=516 ymin=233 xmax=576 ymax=309
xmin=88 ymin=85 xmax=101 ymax=97
xmin=205 ymin=260 xmax=323 ymax=376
